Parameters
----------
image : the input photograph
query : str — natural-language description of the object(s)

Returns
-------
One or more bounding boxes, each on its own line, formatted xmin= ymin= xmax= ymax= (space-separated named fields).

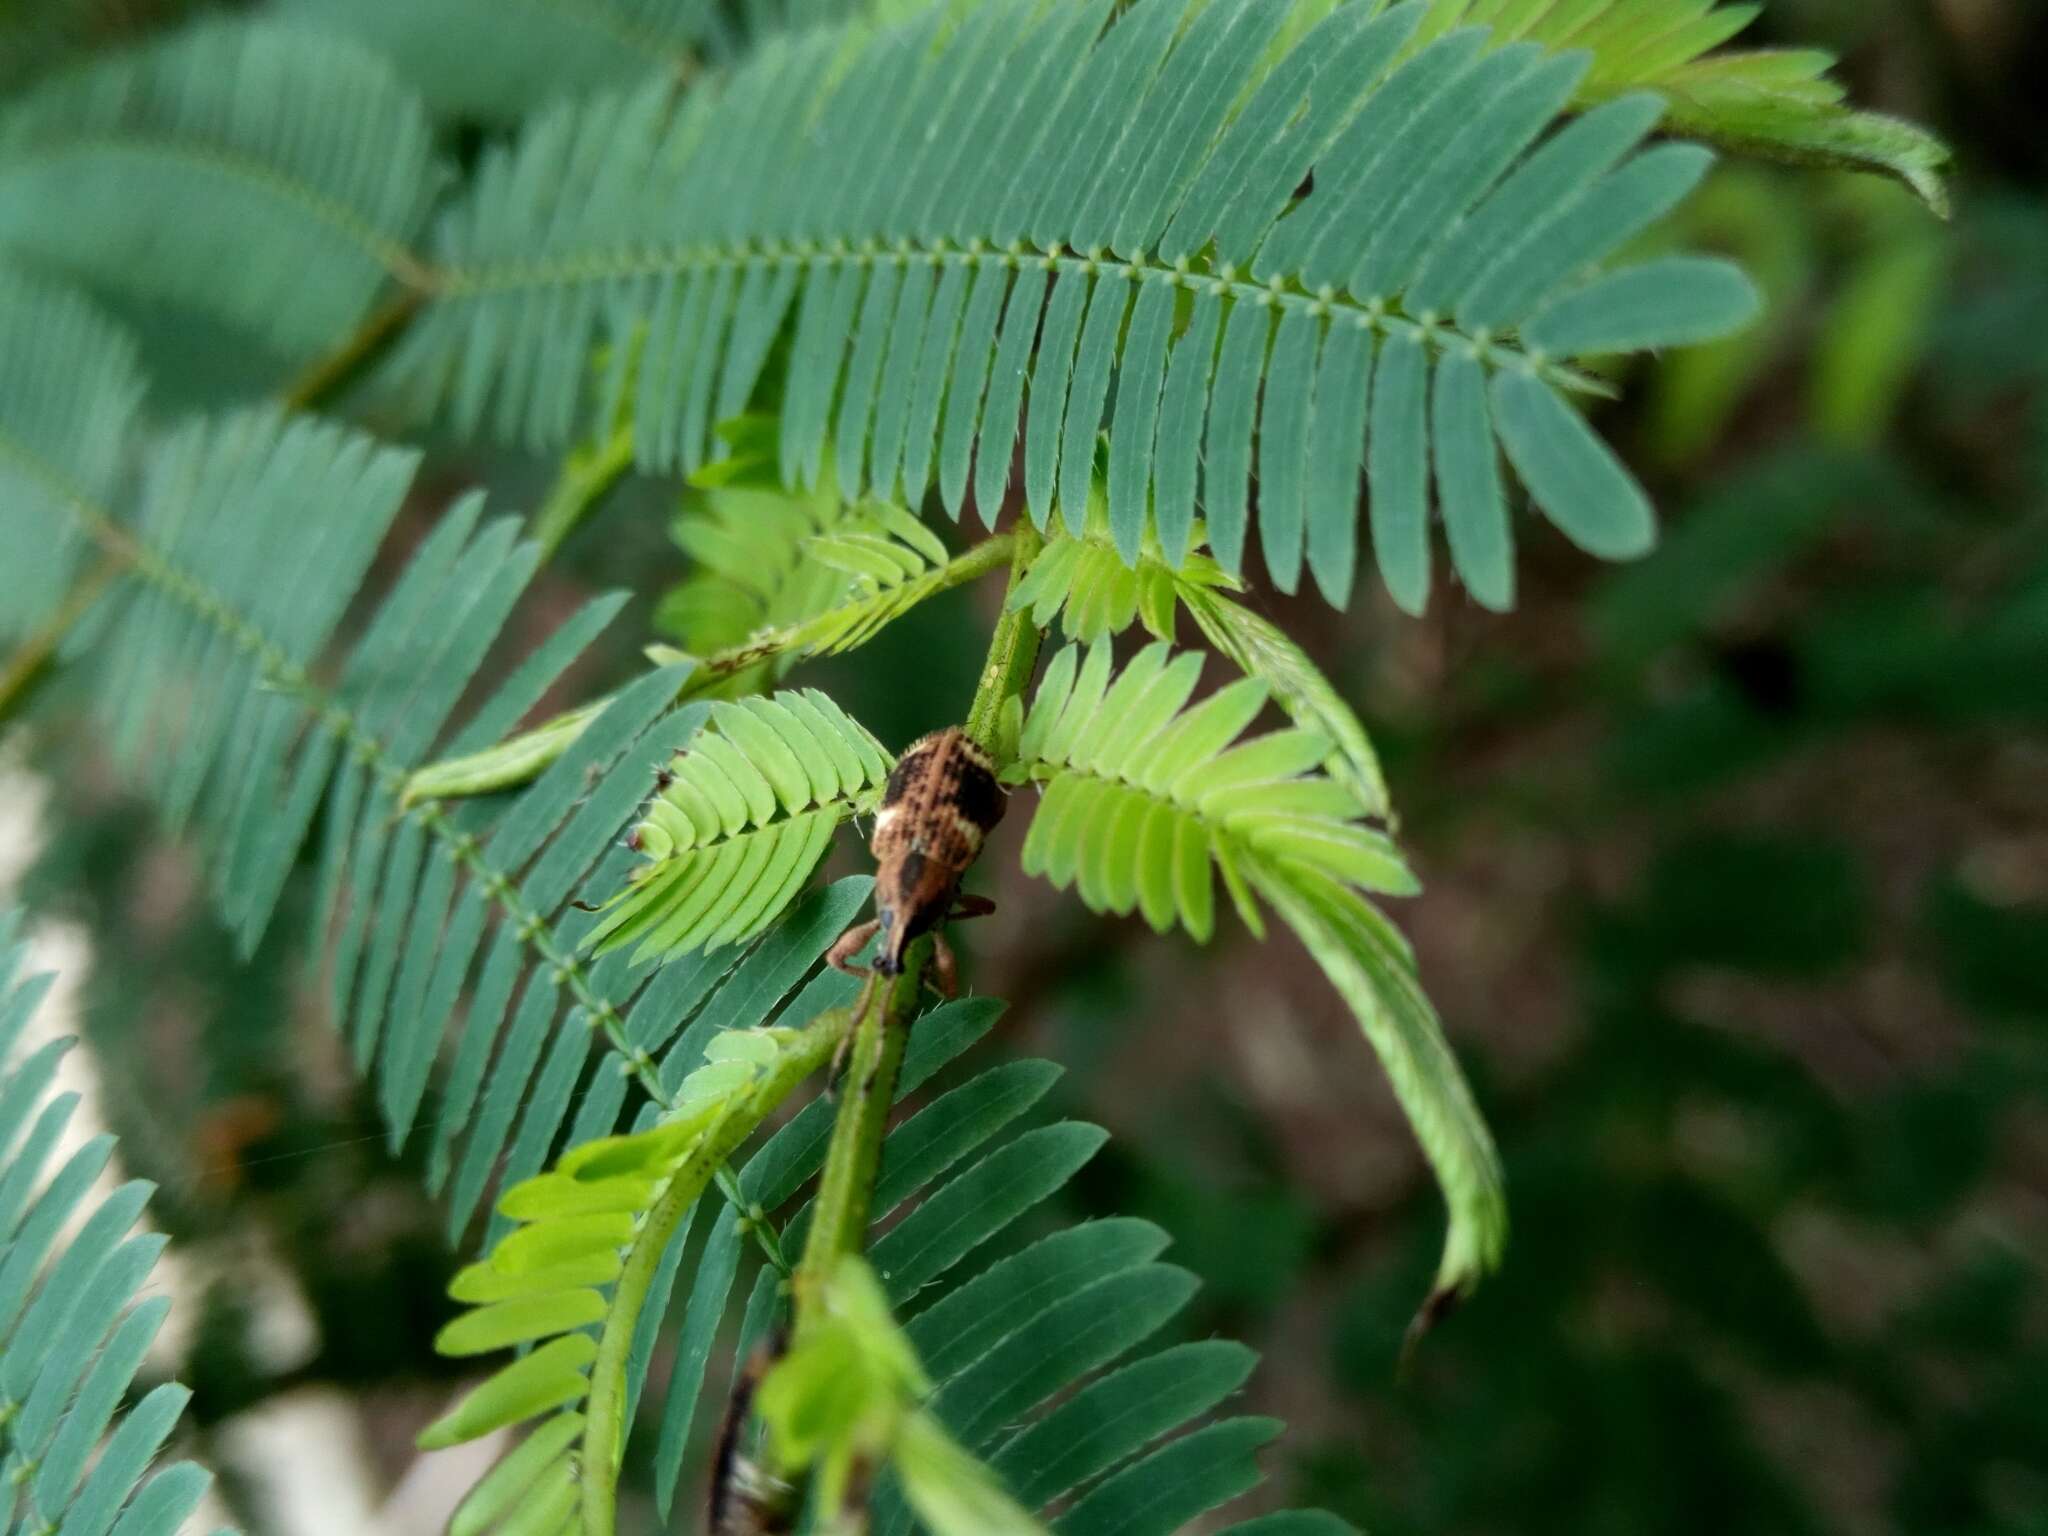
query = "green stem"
xmin=529 ymin=422 xmax=636 ymax=560
xmin=794 ymin=528 xmax=1043 ymax=1319
xmin=718 ymin=1161 xmax=792 ymax=1277
xmin=280 ymin=290 xmax=425 ymax=413
xmin=965 ymin=523 xmax=1045 ymax=759
xmin=399 ymin=700 xmax=605 ymax=808
xmin=2 ymin=285 xmax=428 ymax=730
xmin=402 ymin=534 xmax=1020 ymax=807
xmin=580 ymin=1004 xmax=855 ymax=1536
xmin=0 ymin=553 xmax=119 ymax=728
xmin=792 ymin=957 xmax=927 ymax=1320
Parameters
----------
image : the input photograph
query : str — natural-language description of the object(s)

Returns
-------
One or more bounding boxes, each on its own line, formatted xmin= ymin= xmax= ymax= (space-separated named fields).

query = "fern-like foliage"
xmin=419 ymin=1024 xmax=827 ymax=1457
xmin=1008 ymin=642 xmax=1505 ymax=1305
xmin=586 ymin=691 xmax=893 ymax=961
xmin=401 ymin=495 xmax=1007 ymax=814
xmin=0 ymin=1 xmax=1937 ymax=382
xmin=384 ymin=0 xmax=1760 ymax=612
xmin=657 ymin=427 xmax=861 ymax=684
xmin=1011 ymin=645 xmax=1408 ymax=940
xmin=0 ymin=5 xmax=1944 ymax=617
xmin=1007 ymin=491 xmax=1239 ymax=649
xmin=1415 ymin=0 xmax=1949 ymax=211
xmin=799 ymin=504 xmax=966 ymax=648
xmin=659 ymin=432 xmax=986 ymax=685
xmin=1180 ymin=584 xmax=1395 ymax=820
xmin=0 ymin=270 xmax=875 ymax=1245
xmin=1005 ymin=487 xmax=1392 ymax=815
xmin=276 ymin=0 xmax=866 ymax=119
xmin=0 ymin=20 xmax=437 ymax=359
xmin=0 ymin=915 xmax=217 ymax=1536
xmin=435 ymin=985 xmax=1353 ymax=1534
xmin=0 ymin=275 xmax=142 ymax=640
xmin=4 ymin=270 xmax=1351 ymax=1530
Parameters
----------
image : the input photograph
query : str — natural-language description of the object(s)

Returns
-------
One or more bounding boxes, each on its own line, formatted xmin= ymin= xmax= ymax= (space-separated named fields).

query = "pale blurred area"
xmin=1 ymin=753 xmax=494 ymax=1536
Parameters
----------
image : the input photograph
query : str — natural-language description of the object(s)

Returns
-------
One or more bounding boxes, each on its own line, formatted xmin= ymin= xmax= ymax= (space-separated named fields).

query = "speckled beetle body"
xmin=828 ymin=726 xmax=1005 ymax=994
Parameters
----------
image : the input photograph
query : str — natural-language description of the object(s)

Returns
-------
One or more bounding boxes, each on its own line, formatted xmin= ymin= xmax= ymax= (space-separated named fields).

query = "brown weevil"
xmin=827 ymin=726 xmax=1004 ymax=997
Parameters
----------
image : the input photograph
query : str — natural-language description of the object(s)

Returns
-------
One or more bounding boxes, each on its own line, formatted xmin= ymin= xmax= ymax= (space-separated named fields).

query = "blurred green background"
xmin=7 ymin=0 xmax=2048 ymax=1532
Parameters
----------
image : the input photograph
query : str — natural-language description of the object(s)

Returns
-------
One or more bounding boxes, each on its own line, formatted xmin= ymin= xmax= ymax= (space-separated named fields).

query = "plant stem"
xmin=792 ymin=956 xmax=927 ymax=1320
xmin=401 ymin=534 xmax=1020 ymax=807
xmin=529 ymin=422 xmax=637 ymax=561
xmin=586 ymin=524 xmax=1037 ymax=1529
xmin=280 ymin=290 xmax=426 ymax=413
xmin=717 ymin=1161 xmax=791 ymax=1276
xmin=580 ymin=1003 xmax=855 ymax=1536
xmin=0 ymin=554 xmax=119 ymax=727
xmin=794 ymin=530 xmax=1044 ymax=1318
xmin=965 ymin=523 xmax=1045 ymax=758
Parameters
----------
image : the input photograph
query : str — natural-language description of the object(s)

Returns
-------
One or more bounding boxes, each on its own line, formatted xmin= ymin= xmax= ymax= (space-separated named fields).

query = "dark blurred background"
xmin=7 ymin=1 xmax=2048 ymax=1533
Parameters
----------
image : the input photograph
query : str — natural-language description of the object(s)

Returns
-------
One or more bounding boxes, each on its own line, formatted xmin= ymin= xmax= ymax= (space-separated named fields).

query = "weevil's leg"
xmin=929 ymin=931 xmax=959 ymax=1000
xmin=827 ymin=918 xmax=879 ymax=976
xmin=948 ymin=893 xmax=996 ymax=922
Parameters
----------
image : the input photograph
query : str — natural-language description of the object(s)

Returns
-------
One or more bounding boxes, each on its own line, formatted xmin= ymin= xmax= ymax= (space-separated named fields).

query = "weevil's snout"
xmin=873 ymin=909 xmax=904 ymax=975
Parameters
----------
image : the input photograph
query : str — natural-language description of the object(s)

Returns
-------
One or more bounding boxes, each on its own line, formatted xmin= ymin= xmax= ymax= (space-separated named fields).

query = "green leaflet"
xmin=1009 ymin=642 xmax=1500 ymax=1309
xmin=785 ymin=504 xmax=1016 ymax=660
xmin=1408 ymin=0 xmax=1950 ymax=212
xmin=0 ymin=273 xmax=887 ymax=1253
xmin=1010 ymin=642 xmax=1415 ymax=942
xmin=380 ymin=0 xmax=1769 ymax=612
xmin=448 ymin=1413 xmax=584 ymax=1536
xmin=587 ymin=690 xmax=893 ymax=964
xmin=656 ymin=424 xmax=918 ymax=691
xmin=1179 ymin=586 xmax=1393 ymax=821
xmin=1251 ymin=868 xmax=1507 ymax=1312
xmin=1060 ymin=1417 xmax=1283 ymax=1536
xmin=274 ymin=0 xmax=741 ymax=120
xmin=989 ymin=1341 xmax=1257 ymax=1510
xmin=0 ymin=271 xmax=140 ymax=641
xmin=422 ymin=1023 xmax=837 ymax=1453
xmin=418 ymin=1335 xmax=600 ymax=1451
xmin=1004 ymin=488 xmax=1241 ymax=648
xmin=0 ymin=922 xmax=214 ymax=1536
xmin=0 ymin=20 xmax=437 ymax=361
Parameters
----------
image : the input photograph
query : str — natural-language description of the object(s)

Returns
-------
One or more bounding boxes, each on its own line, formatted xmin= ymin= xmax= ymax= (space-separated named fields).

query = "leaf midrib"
xmin=434 ymin=240 xmax=1601 ymax=393
xmin=19 ymin=431 xmax=664 ymax=1101
xmin=0 ymin=136 xmax=428 ymax=287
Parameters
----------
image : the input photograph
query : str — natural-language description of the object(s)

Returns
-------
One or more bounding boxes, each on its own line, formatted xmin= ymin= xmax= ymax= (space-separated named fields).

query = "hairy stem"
xmin=792 ymin=955 xmax=927 ymax=1320
xmin=965 ymin=523 xmax=1045 ymax=760
xmin=580 ymin=1003 xmax=856 ymax=1536
xmin=402 ymin=534 xmax=1019 ymax=807
xmin=794 ymin=530 xmax=1042 ymax=1320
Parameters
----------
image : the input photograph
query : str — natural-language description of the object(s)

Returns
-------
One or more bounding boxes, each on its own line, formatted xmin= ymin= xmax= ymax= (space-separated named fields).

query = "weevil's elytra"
xmin=828 ymin=725 xmax=1005 ymax=991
